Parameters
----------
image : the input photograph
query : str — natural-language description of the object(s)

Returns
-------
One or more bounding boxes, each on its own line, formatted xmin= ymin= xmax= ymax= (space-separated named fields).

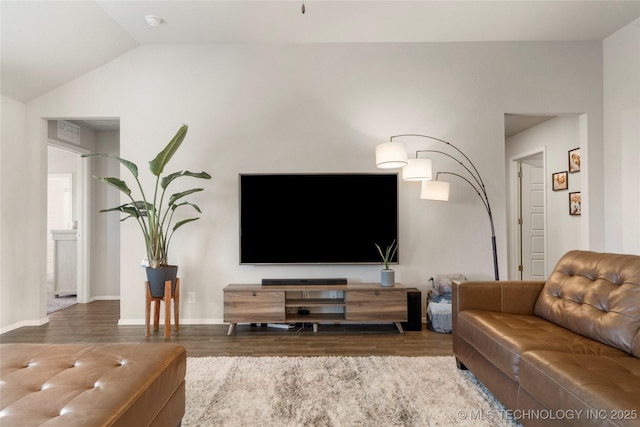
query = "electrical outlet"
xmin=188 ymin=292 xmax=196 ymax=303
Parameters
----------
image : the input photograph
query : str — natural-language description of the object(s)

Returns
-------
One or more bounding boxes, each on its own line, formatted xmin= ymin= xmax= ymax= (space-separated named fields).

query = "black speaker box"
xmin=402 ymin=288 xmax=422 ymax=331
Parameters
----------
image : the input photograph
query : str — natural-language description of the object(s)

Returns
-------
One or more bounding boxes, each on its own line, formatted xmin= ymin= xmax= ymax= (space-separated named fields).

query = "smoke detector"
xmin=145 ymin=15 xmax=163 ymax=27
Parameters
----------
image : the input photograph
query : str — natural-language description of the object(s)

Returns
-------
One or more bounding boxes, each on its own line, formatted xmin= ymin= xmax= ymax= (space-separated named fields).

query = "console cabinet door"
xmin=346 ymin=290 xmax=407 ymax=321
xmin=224 ymin=291 xmax=285 ymax=323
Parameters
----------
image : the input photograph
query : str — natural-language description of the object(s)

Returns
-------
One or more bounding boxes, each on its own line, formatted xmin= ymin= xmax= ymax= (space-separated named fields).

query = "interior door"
xmin=520 ymin=160 xmax=545 ymax=280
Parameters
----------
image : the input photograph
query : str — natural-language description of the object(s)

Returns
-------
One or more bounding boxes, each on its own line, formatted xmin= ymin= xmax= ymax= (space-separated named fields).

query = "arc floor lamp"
xmin=376 ymin=134 xmax=499 ymax=280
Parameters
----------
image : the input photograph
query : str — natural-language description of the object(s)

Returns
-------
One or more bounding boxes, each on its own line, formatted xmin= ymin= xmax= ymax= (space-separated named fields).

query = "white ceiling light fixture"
xmin=145 ymin=15 xmax=163 ymax=27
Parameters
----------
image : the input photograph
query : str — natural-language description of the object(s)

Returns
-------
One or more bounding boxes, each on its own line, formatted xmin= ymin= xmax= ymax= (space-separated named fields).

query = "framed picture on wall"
xmin=552 ymin=171 xmax=568 ymax=191
xmin=569 ymin=148 xmax=581 ymax=173
xmin=570 ymin=192 xmax=581 ymax=215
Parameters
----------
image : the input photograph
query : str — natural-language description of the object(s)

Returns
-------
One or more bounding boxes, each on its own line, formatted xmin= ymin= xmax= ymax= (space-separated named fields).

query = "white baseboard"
xmin=1 ymin=317 xmax=49 ymax=334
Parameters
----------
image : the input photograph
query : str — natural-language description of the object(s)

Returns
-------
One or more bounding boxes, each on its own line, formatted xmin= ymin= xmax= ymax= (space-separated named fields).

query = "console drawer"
xmin=224 ymin=291 xmax=285 ymax=323
xmin=346 ymin=290 xmax=407 ymax=321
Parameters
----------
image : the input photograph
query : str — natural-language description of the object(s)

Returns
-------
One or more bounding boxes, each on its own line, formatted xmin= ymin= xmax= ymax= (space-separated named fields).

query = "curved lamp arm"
xmin=432 ymin=172 xmax=499 ymax=281
xmin=416 ymin=149 xmax=486 ymax=199
xmin=435 ymin=172 xmax=490 ymax=216
xmin=390 ymin=134 xmax=487 ymax=190
xmin=389 ymin=134 xmax=499 ymax=280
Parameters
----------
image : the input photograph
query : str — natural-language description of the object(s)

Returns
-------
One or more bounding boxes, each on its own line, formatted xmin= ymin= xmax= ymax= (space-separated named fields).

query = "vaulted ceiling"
xmin=2 ymin=1 xmax=639 ymax=103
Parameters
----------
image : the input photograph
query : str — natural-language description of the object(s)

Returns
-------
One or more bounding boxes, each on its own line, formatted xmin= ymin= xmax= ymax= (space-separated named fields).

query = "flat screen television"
xmin=239 ymin=173 xmax=398 ymax=264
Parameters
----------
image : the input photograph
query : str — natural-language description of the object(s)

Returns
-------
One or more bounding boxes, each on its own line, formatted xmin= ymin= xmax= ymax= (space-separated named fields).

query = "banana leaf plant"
xmin=82 ymin=124 xmax=211 ymax=269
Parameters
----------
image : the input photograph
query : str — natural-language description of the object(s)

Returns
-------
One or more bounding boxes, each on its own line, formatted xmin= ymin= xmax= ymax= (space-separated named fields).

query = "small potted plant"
xmin=375 ymin=239 xmax=398 ymax=287
xmin=83 ymin=124 xmax=211 ymax=297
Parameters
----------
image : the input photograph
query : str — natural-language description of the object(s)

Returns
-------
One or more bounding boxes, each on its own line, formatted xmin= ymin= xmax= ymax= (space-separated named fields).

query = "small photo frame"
xmin=552 ymin=171 xmax=568 ymax=191
xmin=569 ymin=192 xmax=581 ymax=215
xmin=569 ymin=148 xmax=581 ymax=173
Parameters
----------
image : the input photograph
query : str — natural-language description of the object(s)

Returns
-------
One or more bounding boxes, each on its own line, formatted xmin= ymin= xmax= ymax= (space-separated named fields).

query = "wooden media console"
xmin=223 ymin=283 xmax=408 ymax=335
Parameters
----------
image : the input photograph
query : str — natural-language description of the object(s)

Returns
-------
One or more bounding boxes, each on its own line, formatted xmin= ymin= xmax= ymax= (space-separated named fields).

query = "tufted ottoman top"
xmin=0 ymin=343 xmax=186 ymax=427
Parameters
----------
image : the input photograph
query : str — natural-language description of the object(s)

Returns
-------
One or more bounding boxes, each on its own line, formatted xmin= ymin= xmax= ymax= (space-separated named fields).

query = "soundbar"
xmin=261 ymin=278 xmax=347 ymax=286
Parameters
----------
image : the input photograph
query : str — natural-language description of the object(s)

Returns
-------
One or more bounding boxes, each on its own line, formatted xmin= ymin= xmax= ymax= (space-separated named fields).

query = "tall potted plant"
xmin=83 ymin=124 xmax=211 ymax=297
xmin=375 ymin=240 xmax=398 ymax=287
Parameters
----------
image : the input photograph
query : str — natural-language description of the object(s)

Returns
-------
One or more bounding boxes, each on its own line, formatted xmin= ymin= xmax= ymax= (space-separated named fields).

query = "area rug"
xmin=184 ymin=356 xmax=521 ymax=427
xmin=46 ymin=279 xmax=77 ymax=314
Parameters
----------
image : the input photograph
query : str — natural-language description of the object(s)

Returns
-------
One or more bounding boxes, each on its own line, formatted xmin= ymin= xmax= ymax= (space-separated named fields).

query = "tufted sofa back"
xmin=534 ymin=250 xmax=640 ymax=357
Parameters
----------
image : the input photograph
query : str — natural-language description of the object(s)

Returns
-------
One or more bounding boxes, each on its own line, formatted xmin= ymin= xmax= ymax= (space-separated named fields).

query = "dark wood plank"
xmin=1 ymin=301 xmax=453 ymax=357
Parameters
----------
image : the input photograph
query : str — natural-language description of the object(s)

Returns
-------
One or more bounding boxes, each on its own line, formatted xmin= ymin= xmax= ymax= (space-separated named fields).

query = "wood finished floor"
xmin=0 ymin=300 xmax=453 ymax=358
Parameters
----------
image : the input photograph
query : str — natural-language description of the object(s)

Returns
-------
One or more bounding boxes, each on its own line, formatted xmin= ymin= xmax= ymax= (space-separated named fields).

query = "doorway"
xmin=45 ymin=118 xmax=121 ymax=312
xmin=505 ymin=114 xmax=555 ymax=280
xmin=47 ymin=171 xmax=77 ymax=312
xmin=47 ymin=144 xmax=86 ymax=312
xmin=505 ymin=114 xmax=587 ymax=279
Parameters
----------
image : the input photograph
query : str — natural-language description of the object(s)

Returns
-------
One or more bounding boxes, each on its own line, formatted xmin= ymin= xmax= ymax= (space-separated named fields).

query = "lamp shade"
xmin=421 ymin=180 xmax=450 ymax=201
xmin=402 ymin=158 xmax=432 ymax=181
xmin=376 ymin=142 xmax=408 ymax=169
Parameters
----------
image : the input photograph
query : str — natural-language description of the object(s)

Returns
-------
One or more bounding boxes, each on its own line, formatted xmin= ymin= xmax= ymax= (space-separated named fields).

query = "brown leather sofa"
xmin=0 ymin=343 xmax=186 ymax=427
xmin=453 ymin=250 xmax=640 ymax=427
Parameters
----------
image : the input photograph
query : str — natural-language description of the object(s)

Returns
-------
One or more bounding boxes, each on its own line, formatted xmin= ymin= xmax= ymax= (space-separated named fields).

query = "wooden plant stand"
xmin=145 ymin=278 xmax=180 ymax=337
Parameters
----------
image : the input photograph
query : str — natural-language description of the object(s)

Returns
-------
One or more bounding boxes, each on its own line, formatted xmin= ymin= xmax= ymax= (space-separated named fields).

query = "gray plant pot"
xmin=381 ymin=269 xmax=395 ymax=287
xmin=146 ymin=265 xmax=178 ymax=298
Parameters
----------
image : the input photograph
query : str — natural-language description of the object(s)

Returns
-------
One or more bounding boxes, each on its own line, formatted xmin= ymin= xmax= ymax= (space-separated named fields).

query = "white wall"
xmin=91 ymin=130 xmax=120 ymax=299
xmin=3 ymin=40 xmax=610 ymax=329
xmin=604 ymin=18 xmax=640 ymax=255
xmin=506 ymin=115 xmax=583 ymax=277
xmin=1 ymin=96 xmax=47 ymax=331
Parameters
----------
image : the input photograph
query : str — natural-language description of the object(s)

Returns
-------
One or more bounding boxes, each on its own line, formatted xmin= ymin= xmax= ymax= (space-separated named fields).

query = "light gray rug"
xmin=47 ymin=279 xmax=77 ymax=314
xmin=184 ymin=356 xmax=521 ymax=427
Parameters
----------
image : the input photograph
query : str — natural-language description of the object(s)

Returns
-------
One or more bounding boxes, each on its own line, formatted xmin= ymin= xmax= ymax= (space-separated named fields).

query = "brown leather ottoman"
xmin=0 ymin=343 xmax=186 ymax=427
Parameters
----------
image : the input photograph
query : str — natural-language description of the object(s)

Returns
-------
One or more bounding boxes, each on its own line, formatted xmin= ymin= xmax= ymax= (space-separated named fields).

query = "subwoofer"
xmin=402 ymin=288 xmax=422 ymax=331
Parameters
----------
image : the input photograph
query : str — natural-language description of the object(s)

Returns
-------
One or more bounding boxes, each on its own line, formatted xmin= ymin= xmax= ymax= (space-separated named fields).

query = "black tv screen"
xmin=239 ymin=173 xmax=398 ymax=264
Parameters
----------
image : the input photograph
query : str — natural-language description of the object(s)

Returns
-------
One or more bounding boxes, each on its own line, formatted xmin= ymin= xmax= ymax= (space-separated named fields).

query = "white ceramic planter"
xmin=381 ymin=269 xmax=395 ymax=287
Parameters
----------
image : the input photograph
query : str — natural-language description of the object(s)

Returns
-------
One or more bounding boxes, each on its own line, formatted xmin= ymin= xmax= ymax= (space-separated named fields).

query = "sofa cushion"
xmin=519 ymin=351 xmax=640 ymax=427
xmin=0 ymin=343 xmax=186 ymax=427
xmin=456 ymin=310 xmax=629 ymax=381
xmin=534 ymin=250 xmax=640 ymax=357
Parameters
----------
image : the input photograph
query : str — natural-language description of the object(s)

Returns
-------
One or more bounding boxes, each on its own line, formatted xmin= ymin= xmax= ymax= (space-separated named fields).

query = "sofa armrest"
xmin=452 ymin=280 xmax=545 ymax=316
